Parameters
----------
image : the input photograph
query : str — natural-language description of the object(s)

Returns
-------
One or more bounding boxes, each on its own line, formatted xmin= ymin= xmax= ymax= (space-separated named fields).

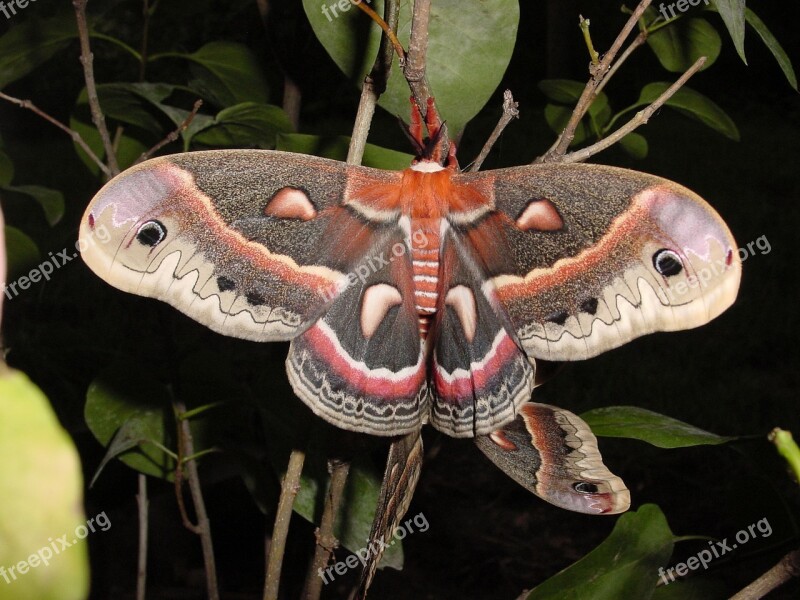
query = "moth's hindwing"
xmin=475 ymin=402 xmax=630 ymax=514
xmin=286 ymin=212 xmax=428 ymax=436
xmin=429 ymin=229 xmax=535 ymax=437
xmin=456 ymin=163 xmax=741 ymax=361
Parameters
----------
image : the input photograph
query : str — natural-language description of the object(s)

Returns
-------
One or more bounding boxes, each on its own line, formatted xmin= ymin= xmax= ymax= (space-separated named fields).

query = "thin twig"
xmin=174 ymin=401 xmax=219 ymax=600
xmin=560 ymin=56 xmax=705 ymax=163
xmin=283 ymin=77 xmax=302 ymax=132
xmin=0 ymin=91 xmax=111 ymax=177
xmin=347 ymin=0 xmax=400 ymax=166
xmin=303 ymin=459 xmax=351 ymax=600
xmin=264 ymin=448 xmax=306 ymax=600
xmin=469 ymin=90 xmax=519 ymax=172
xmin=73 ymin=0 xmax=120 ymax=176
xmin=402 ymin=0 xmax=449 ymax=158
xmin=538 ymin=0 xmax=653 ymax=162
xmin=136 ymin=474 xmax=148 ymax=600
xmin=136 ymin=99 xmax=203 ymax=163
xmin=594 ymin=30 xmax=648 ymax=97
xmin=353 ymin=0 xmax=405 ymax=61
xmin=579 ymin=16 xmax=600 ymax=65
xmin=730 ymin=549 xmax=800 ymax=599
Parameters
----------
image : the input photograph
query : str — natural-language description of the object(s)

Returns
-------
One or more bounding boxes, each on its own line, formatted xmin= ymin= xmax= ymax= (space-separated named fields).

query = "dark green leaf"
xmin=2 ymin=185 xmax=65 ymax=226
xmin=276 ymin=133 xmax=414 ymax=170
xmin=543 ymin=104 xmax=587 ymax=146
xmin=743 ymin=8 xmax=797 ymax=90
xmin=0 ymin=150 xmax=13 ymax=186
xmin=525 ymin=504 xmax=674 ymax=600
xmin=538 ymin=79 xmax=586 ymax=104
xmin=712 ymin=0 xmax=746 ymax=62
xmin=192 ymin=103 xmax=292 ymax=148
xmin=303 ymin=0 xmax=519 ymax=135
xmin=538 ymin=80 xmax=610 ymax=129
xmin=153 ymin=42 xmax=269 ymax=107
xmin=647 ymin=18 xmax=721 ymax=72
xmin=85 ymin=364 xmax=176 ymax=480
xmin=580 ymin=406 xmax=736 ymax=448
xmin=80 ymin=83 xmax=215 ymax=150
xmin=93 ymin=83 xmax=174 ymax=134
xmin=69 ymin=114 xmax=149 ymax=174
xmin=619 ymin=132 xmax=648 ymax=159
xmin=637 ymin=83 xmax=739 ymax=140
xmin=0 ymin=14 xmax=76 ymax=88
xmin=4 ymin=225 xmax=40 ymax=279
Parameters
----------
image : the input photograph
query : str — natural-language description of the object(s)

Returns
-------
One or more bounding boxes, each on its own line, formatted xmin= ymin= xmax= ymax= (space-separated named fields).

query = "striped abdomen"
xmin=411 ymin=218 xmax=441 ymax=337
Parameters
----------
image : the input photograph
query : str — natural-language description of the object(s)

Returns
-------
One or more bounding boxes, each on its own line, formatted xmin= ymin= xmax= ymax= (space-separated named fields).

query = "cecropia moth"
xmin=79 ymin=114 xmax=740 ymax=515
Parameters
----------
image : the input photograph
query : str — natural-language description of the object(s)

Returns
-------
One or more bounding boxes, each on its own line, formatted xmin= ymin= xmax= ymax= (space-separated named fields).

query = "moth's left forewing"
xmin=79 ymin=150 xmax=401 ymax=342
xmin=457 ymin=165 xmax=741 ymax=361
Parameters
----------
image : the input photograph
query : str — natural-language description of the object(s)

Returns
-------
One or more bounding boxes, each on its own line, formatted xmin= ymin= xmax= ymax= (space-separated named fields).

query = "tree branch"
xmin=559 ymin=56 xmax=705 ymax=163
xmin=302 ymin=458 xmax=351 ymax=600
xmin=73 ymin=0 xmax=120 ymax=176
xmin=264 ymin=448 xmax=306 ymax=600
xmin=469 ymin=90 xmax=519 ymax=172
xmin=174 ymin=401 xmax=219 ymax=600
xmin=730 ymin=549 xmax=800 ymax=600
xmin=0 ymin=91 xmax=112 ymax=177
xmin=537 ymin=0 xmax=653 ymax=163
xmin=347 ymin=0 xmax=400 ymax=166
xmin=402 ymin=0 xmax=449 ymax=159
xmin=136 ymin=474 xmax=148 ymax=600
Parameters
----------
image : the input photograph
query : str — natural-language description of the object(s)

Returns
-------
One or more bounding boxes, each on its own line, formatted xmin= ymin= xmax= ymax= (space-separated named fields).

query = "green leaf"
xmin=538 ymin=79 xmax=586 ymax=104
xmin=88 ymin=83 xmax=216 ymax=149
xmin=85 ymin=364 xmax=176 ymax=480
xmin=0 ymin=150 xmax=14 ymax=186
xmin=636 ymin=83 xmax=739 ymax=140
xmin=1 ymin=185 xmax=65 ymax=226
xmin=647 ymin=18 xmax=721 ymax=72
xmin=0 ymin=14 xmax=76 ymax=88
xmin=543 ymin=104 xmax=587 ymax=146
xmin=538 ymin=80 xmax=610 ymax=131
xmin=303 ymin=0 xmax=519 ymax=135
xmin=580 ymin=406 xmax=736 ymax=448
xmin=93 ymin=83 xmax=173 ymax=134
xmin=152 ymin=42 xmax=269 ymax=107
xmin=711 ymin=0 xmax=746 ymax=63
xmin=743 ymin=8 xmax=797 ymax=91
xmin=276 ymin=133 xmax=414 ymax=170
xmin=619 ymin=132 xmax=648 ymax=159
xmin=191 ymin=103 xmax=293 ymax=148
xmin=69 ymin=114 xmax=149 ymax=174
xmin=3 ymin=226 xmax=40 ymax=279
xmin=0 ymin=367 xmax=89 ymax=600
xmin=525 ymin=504 xmax=674 ymax=600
